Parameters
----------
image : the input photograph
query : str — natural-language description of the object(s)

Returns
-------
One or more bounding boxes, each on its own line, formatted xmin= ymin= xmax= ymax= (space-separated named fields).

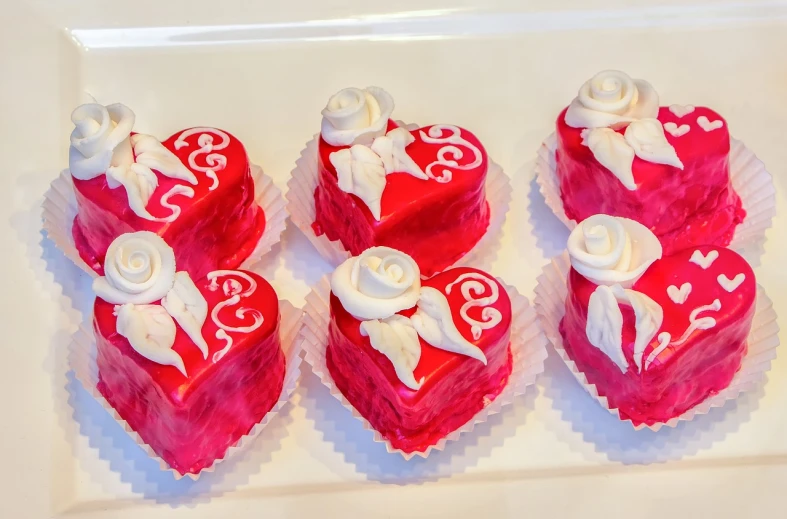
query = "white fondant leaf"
xmin=624 ymin=118 xmax=683 ymax=169
xmin=612 ymin=285 xmax=663 ymax=372
xmin=586 ymin=285 xmax=627 ymax=372
xmin=360 ymin=315 xmax=423 ymax=390
xmin=581 ymin=128 xmax=636 ymax=190
xmin=161 ymin=271 xmax=209 ymax=359
xmin=330 ymin=145 xmax=387 ymax=220
xmin=131 ymin=133 xmax=198 ymax=185
xmin=115 ymin=303 xmax=187 ymax=377
xmin=410 ymin=287 xmax=487 ymax=364
xmin=106 ymin=161 xmax=159 ymax=220
xmin=370 ymin=128 xmax=428 ymax=180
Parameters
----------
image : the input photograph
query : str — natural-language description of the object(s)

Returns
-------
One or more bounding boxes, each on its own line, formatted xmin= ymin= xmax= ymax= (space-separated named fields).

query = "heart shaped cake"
xmin=68 ymin=103 xmax=265 ymax=280
xmin=559 ymin=214 xmax=755 ymax=426
xmin=326 ymin=246 xmax=512 ymax=453
xmin=92 ymin=232 xmax=284 ymax=475
xmin=555 ymin=70 xmax=745 ymax=255
xmin=312 ymin=87 xmax=491 ymax=277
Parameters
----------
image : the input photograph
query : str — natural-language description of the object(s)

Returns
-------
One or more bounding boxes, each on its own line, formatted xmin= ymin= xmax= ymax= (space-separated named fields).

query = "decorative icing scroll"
xmin=644 ymin=299 xmax=721 ymax=369
xmin=94 ymin=232 xmax=209 ymax=375
xmin=445 ymin=272 xmax=502 ymax=340
xmin=567 ymin=214 xmax=662 ymax=288
xmin=419 ymin=125 xmax=483 ymax=183
xmin=206 ymin=270 xmax=264 ymax=363
xmin=174 ymin=127 xmax=231 ymax=191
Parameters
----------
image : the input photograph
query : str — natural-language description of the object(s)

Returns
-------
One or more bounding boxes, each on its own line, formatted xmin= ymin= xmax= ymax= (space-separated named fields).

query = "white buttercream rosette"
xmin=69 ymin=103 xmax=136 ymax=180
xmin=330 ymin=246 xmax=421 ymax=320
xmin=567 ymin=214 xmax=662 ymax=288
xmin=320 ymin=87 xmax=394 ymax=146
xmin=565 ymin=70 xmax=659 ymax=129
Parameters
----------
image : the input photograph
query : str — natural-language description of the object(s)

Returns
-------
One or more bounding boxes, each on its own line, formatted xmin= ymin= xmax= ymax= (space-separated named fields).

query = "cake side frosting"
xmin=312 ymin=87 xmax=490 ymax=277
xmin=91 ymin=232 xmax=283 ymax=475
xmin=559 ymin=215 xmax=755 ymax=426
xmin=68 ymin=103 xmax=265 ymax=279
xmin=325 ymin=247 xmax=512 ymax=453
xmin=555 ymin=71 xmax=745 ymax=255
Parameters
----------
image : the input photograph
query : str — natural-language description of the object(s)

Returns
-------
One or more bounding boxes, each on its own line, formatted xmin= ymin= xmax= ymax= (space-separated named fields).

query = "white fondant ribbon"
xmin=567 ymin=214 xmax=662 ymax=288
xmin=321 ymin=87 xmax=394 ymax=146
xmin=565 ymin=70 xmax=659 ymax=129
xmin=331 ymin=247 xmax=421 ymax=320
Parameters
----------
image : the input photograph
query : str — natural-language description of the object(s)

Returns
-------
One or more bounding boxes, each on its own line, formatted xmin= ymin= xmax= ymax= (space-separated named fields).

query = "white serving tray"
xmin=3 ymin=1 xmax=787 ymax=517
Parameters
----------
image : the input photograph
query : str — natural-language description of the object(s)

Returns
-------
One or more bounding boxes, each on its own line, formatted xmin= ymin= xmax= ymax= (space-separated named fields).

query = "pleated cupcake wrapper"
xmin=285 ymin=124 xmax=512 ymax=271
xmin=42 ymin=164 xmax=287 ymax=278
xmin=533 ymin=252 xmax=780 ymax=432
xmin=297 ymin=276 xmax=548 ymax=459
xmin=68 ymin=301 xmax=304 ymax=480
xmin=534 ymin=134 xmax=776 ymax=264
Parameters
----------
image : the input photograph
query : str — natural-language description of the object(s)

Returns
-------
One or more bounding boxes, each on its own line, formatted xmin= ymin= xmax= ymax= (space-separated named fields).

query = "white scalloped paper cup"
xmin=298 ymin=276 xmax=548 ymax=459
xmin=534 ymin=134 xmax=776 ymax=264
xmin=69 ymin=300 xmax=304 ymax=480
xmin=534 ymin=252 xmax=780 ymax=432
xmin=42 ymin=164 xmax=286 ymax=278
xmin=285 ymin=125 xmax=512 ymax=272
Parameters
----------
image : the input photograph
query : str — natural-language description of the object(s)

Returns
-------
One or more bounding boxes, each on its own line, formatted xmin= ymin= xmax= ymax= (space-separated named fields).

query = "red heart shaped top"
xmin=330 ymin=266 xmax=511 ymax=403
xmin=94 ymin=269 xmax=279 ymax=401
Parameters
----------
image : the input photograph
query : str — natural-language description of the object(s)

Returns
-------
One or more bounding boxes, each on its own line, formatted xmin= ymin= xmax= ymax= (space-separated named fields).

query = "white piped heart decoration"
xmin=697 ymin=115 xmax=724 ymax=132
xmin=663 ymin=122 xmax=690 ymax=137
xmin=718 ymin=273 xmax=746 ymax=293
xmin=668 ymin=104 xmax=695 ymax=118
xmin=690 ymin=250 xmax=719 ymax=269
xmin=667 ymin=283 xmax=692 ymax=304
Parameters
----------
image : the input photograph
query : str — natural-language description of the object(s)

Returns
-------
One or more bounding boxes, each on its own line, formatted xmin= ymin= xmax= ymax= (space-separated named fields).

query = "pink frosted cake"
xmin=325 ymin=246 xmax=512 ymax=453
xmin=559 ymin=214 xmax=755 ymax=426
xmin=68 ymin=102 xmax=264 ymax=279
xmin=312 ymin=87 xmax=491 ymax=277
xmin=555 ymin=70 xmax=745 ymax=255
xmin=91 ymin=231 xmax=284 ymax=475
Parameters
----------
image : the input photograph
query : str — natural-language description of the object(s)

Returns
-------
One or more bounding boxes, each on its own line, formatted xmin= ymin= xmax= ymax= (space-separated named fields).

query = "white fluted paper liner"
xmin=42 ymin=164 xmax=286 ymax=278
xmin=534 ymin=252 xmax=780 ymax=432
xmin=298 ymin=276 xmax=548 ymax=459
xmin=286 ymin=126 xmax=512 ymax=271
xmin=535 ymin=134 xmax=776 ymax=264
xmin=68 ymin=301 xmax=304 ymax=479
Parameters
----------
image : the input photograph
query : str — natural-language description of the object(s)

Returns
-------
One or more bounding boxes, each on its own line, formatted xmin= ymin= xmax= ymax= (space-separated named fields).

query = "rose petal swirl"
xmin=331 ymin=246 xmax=421 ymax=320
xmin=567 ymin=214 xmax=662 ymax=288
xmin=565 ymin=70 xmax=659 ymax=129
xmin=93 ymin=231 xmax=177 ymax=305
xmin=320 ymin=87 xmax=394 ymax=146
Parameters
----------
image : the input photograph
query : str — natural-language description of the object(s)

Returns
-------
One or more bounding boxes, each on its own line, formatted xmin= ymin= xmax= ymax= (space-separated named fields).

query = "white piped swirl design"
xmin=567 ymin=215 xmax=662 ymax=288
xmin=321 ymin=87 xmax=394 ymax=146
xmin=93 ymin=231 xmax=176 ymax=305
xmin=565 ymin=70 xmax=659 ymax=129
xmin=331 ymin=246 xmax=421 ymax=321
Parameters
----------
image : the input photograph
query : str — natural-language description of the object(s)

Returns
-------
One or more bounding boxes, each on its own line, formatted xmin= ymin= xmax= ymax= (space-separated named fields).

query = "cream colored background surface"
xmin=2 ymin=1 xmax=787 ymax=517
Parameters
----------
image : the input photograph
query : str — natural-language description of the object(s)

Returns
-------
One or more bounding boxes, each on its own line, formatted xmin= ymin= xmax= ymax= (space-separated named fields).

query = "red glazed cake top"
xmin=329 ymin=246 xmax=511 ymax=402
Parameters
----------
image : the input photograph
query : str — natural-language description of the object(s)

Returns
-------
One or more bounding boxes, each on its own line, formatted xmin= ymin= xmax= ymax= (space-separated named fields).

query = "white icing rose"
xmin=69 ymin=103 xmax=136 ymax=180
xmin=321 ymin=87 xmax=394 ymax=146
xmin=93 ymin=231 xmax=177 ymax=305
xmin=565 ymin=70 xmax=659 ymax=129
xmin=568 ymin=215 xmax=662 ymax=288
xmin=331 ymin=246 xmax=421 ymax=320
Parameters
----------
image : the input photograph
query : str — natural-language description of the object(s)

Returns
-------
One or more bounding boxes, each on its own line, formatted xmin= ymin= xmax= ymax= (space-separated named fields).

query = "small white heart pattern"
xmin=689 ymin=249 xmax=719 ymax=269
xmin=718 ymin=273 xmax=746 ymax=292
xmin=697 ymin=115 xmax=724 ymax=132
xmin=667 ymin=283 xmax=692 ymax=304
xmin=668 ymin=104 xmax=695 ymax=118
xmin=664 ymin=122 xmax=690 ymax=137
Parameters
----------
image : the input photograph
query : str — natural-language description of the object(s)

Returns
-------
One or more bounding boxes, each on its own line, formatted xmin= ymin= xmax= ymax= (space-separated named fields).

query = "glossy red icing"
xmin=556 ymin=107 xmax=745 ymax=255
xmin=94 ymin=270 xmax=284 ymax=475
xmin=560 ymin=246 xmax=756 ymax=426
xmin=73 ymin=129 xmax=265 ymax=280
xmin=327 ymin=267 xmax=512 ymax=453
xmin=314 ymin=121 xmax=490 ymax=277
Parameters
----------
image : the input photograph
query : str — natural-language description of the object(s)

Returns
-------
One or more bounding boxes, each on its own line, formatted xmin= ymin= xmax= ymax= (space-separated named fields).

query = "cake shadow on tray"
xmin=523 ymin=173 xmax=570 ymax=261
xmin=65 ymin=367 xmax=294 ymax=506
xmin=539 ymin=352 xmax=766 ymax=464
xmin=299 ymin=362 xmax=539 ymax=483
